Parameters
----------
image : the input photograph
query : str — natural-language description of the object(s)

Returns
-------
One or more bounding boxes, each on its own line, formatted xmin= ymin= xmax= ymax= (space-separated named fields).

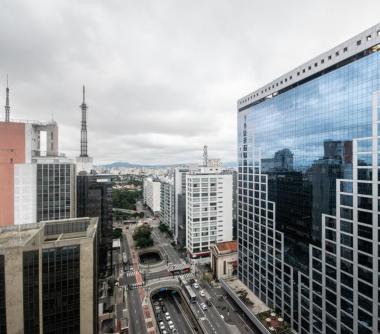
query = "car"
xmin=162 ymin=305 xmax=167 ymax=313
xmin=156 ymin=314 xmax=162 ymax=322
xmin=153 ymin=301 xmax=159 ymax=306
xmin=200 ymin=303 xmax=207 ymax=311
xmin=193 ymin=283 xmax=199 ymax=289
xmin=169 ymin=324 xmax=175 ymax=330
xmin=162 ymin=331 xmax=168 ymax=334
xmin=165 ymin=312 xmax=170 ymax=317
xmin=168 ymin=321 xmax=173 ymax=326
xmin=165 ymin=314 xmax=171 ymax=321
xmin=172 ymin=330 xmax=177 ymax=334
xmin=220 ymin=314 xmax=225 ymax=320
xmin=159 ymin=323 xmax=165 ymax=330
xmin=199 ymin=290 xmax=205 ymax=297
xmin=206 ymin=300 xmax=212 ymax=307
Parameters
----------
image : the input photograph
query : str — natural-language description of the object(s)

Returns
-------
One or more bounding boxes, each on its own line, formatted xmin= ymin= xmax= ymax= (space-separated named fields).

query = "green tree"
xmin=133 ymin=225 xmax=153 ymax=248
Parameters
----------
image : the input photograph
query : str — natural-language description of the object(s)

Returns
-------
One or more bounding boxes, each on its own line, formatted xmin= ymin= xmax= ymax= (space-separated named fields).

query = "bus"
xmin=179 ymin=276 xmax=196 ymax=303
xmin=184 ymin=284 xmax=197 ymax=303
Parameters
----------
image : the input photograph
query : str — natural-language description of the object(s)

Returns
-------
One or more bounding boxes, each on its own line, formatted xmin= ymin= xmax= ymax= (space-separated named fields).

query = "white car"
xmin=165 ymin=314 xmax=171 ymax=321
xmin=162 ymin=331 xmax=168 ymax=334
xmin=168 ymin=321 xmax=173 ymax=326
xmin=159 ymin=323 xmax=165 ymax=330
xmin=199 ymin=290 xmax=205 ymax=297
xmin=200 ymin=303 xmax=208 ymax=310
xmin=169 ymin=324 xmax=175 ymax=330
xmin=193 ymin=283 xmax=199 ymax=289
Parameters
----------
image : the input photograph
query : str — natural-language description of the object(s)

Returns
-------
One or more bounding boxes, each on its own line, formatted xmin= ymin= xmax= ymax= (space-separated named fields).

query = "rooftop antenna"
xmin=203 ymin=145 xmax=208 ymax=167
xmin=4 ymin=74 xmax=10 ymax=122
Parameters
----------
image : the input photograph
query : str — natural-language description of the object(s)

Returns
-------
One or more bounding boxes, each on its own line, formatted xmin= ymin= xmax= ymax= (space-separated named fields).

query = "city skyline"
xmin=2 ymin=1 xmax=380 ymax=164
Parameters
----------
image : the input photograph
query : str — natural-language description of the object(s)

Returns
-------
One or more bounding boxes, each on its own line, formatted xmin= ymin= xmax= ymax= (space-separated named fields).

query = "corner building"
xmin=238 ymin=24 xmax=380 ymax=333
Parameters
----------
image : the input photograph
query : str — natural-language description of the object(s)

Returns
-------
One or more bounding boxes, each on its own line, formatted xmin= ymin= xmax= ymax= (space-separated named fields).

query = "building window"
xmin=23 ymin=251 xmax=40 ymax=334
xmin=308 ymin=66 xmax=311 ymax=70
xmin=297 ymin=72 xmax=300 ymax=76
xmin=43 ymin=246 xmax=80 ymax=334
xmin=321 ymin=59 xmax=325 ymax=64
xmin=343 ymin=47 xmax=348 ymax=52
xmin=336 ymin=51 xmax=339 ymax=56
xmin=328 ymin=55 xmax=332 ymax=60
xmin=314 ymin=62 xmax=318 ymax=67
xmin=367 ymin=35 xmax=372 ymax=41
xmin=357 ymin=40 xmax=362 ymax=46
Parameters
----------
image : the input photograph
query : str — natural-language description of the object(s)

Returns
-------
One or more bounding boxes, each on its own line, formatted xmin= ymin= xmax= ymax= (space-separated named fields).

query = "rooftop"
xmin=0 ymin=217 xmax=97 ymax=249
xmin=238 ymin=23 xmax=380 ymax=111
xmin=213 ymin=240 xmax=237 ymax=254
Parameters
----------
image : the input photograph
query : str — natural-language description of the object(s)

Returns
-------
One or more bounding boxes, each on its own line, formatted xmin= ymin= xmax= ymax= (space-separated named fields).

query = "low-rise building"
xmin=210 ymin=240 xmax=237 ymax=280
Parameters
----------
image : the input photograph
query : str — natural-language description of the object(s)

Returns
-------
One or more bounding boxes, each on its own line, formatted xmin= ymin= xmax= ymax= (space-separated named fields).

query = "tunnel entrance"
xmin=139 ymin=251 xmax=162 ymax=265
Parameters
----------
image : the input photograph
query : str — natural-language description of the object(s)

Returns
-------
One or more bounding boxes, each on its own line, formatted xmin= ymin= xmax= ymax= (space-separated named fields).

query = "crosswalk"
xmin=178 ymin=273 xmax=194 ymax=281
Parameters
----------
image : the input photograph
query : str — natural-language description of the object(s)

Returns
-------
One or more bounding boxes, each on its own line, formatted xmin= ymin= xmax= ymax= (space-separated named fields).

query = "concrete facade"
xmin=0 ymin=217 xmax=98 ymax=334
xmin=143 ymin=177 xmax=161 ymax=213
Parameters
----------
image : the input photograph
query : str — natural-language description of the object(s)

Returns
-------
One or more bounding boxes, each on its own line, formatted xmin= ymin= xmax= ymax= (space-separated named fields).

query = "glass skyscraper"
xmin=237 ymin=24 xmax=380 ymax=333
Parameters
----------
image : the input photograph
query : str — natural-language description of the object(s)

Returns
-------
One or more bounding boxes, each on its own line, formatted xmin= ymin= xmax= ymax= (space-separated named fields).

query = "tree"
xmin=112 ymin=228 xmax=122 ymax=239
xmin=133 ymin=225 xmax=153 ymax=248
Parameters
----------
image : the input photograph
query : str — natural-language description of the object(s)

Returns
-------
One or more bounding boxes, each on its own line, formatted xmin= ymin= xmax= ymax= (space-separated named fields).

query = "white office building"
xmin=159 ymin=177 xmax=175 ymax=232
xmin=143 ymin=177 xmax=161 ymax=214
xmin=186 ymin=164 xmax=233 ymax=258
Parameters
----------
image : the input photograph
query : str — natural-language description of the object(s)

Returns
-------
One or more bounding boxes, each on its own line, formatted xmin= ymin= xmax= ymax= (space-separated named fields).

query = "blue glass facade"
xmin=239 ymin=51 xmax=380 ymax=270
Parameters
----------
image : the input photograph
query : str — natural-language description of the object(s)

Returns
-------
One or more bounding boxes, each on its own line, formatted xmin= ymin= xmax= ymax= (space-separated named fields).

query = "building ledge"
xmin=220 ymin=277 xmax=294 ymax=334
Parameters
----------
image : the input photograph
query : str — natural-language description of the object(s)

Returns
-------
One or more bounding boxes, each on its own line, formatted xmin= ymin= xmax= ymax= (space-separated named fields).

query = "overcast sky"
xmin=2 ymin=1 xmax=380 ymax=165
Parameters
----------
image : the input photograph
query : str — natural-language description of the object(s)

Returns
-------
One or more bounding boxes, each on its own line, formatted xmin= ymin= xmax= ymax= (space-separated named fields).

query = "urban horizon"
xmin=1 ymin=2 xmax=380 ymax=334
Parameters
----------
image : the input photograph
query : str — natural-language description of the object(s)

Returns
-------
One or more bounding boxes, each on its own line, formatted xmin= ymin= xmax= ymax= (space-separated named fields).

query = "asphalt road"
xmin=153 ymin=292 xmax=193 ymax=334
xmin=203 ymin=282 xmax=259 ymax=334
xmin=190 ymin=287 xmax=230 ymax=334
xmin=151 ymin=228 xmax=182 ymax=264
xmin=121 ymin=230 xmax=148 ymax=334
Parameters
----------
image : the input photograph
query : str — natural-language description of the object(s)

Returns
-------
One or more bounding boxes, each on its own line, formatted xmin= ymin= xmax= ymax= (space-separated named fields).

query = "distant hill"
xmin=97 ymin=161 xmax=238 ymax=168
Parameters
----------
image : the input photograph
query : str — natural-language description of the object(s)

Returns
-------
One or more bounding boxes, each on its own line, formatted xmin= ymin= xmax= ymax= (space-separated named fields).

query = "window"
xmin=321 ymin=59 xmax=325 ymax=64
xmin=343 ymin=47 xmax=348 ymax=52
xmin=328 ymin=55 xmax=332 ymax=60
xmin=297 ymin=72 xmax=300 ymax=76
xmin=378 ymin=30 xmax=380 ymax=36
xmin=302 ymin=69 xmax=306 ymax=73
xmin=336 ymin=51 xmax=339 ymax=56
xmin=357 ymin=40 xmax=362 ymax=46
xmin=314 ymin=62 xmax=318 ymax=67
xmin=366 ymin=35 xmax=372 ymax=41
xmin=308 ymin=65 xmax=311 ymax=70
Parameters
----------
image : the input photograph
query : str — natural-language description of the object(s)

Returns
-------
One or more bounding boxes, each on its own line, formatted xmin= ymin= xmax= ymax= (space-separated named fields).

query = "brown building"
xmin=210 ymin=240 xmax=237 ymax=280
xmin=0 ymin=217 xmax=98 ymax=334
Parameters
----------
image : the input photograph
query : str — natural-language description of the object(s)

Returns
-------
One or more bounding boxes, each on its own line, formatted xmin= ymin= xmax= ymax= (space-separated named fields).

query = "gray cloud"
xmin=1 ymin=0 xmax=380 ymax=164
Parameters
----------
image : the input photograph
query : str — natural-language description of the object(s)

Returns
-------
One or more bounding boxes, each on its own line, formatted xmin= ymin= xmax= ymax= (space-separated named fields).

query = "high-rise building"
xmin=159 ymin=177 xmax=175 ymax=233
xmin=237 ymin=24 xmax=380 ymax=333
xmin=186 ymin=164 xmax=233 ymax=258
xmin=77 ymin=174 xmax=113 ymax=274
xmin=0 ymin=217 xmax=98 ymax=334
xmin=143 ymin=177 xmax=161 ymax=214
xmin=174 ymin=166 xmax=192 ymax=247
xmin=0 ymin=118 xmax=76 ymax=226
